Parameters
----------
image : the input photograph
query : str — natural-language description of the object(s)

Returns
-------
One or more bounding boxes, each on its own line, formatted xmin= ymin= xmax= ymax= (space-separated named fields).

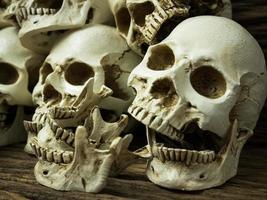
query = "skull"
xmin=128 ymin=16 xmax=267 ymax=190
xmin=23 ymin=25 xmax=141 ymax=192
xmin=15 ymin=0 xmax=114 ymax=53
xmin=109 ymin=0 xmax=232 ymax=56
xmin=0 ymin=27 xmax=45 ymax=146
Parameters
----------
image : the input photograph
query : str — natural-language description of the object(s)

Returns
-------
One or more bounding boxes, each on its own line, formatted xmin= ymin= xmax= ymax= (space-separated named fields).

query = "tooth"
xmin=180 ymin=150 xmax=187 ymax=162
xmin=62 ymin=152 xmax=72 ymax=164
xmin=211 ymin=152 xmax=216 ymax=161
xmin=186 ymin=151 xmax=192 ymax=165
xmin=137 ymin=109 xmax=148 ymax=121
xmin=175 ymin=149 xmax=181 ymax=161
xmin=191 ymin=151 xmax=198 ymax=163
xmin=50 ymin=122 xmax=58 ymax=133
xmin=128 ymin=105 xmax=135 ymax=114
xmin=197 ymin=153 xmax=203 ymax=163
xmin=43 ymin=8 xmax=50 ymax=15
xmin=66 ymin=133 xmax=75 ymax=145
xmin=40 ymin=148 xmax=47 ymax=160
xmin=158 ymin=146 xmax=165 ymax=163
xmin=54 ymin=152 xmax=63 ymax=164
xmin=26 ymin=8 xmax=31 ymax=15
xmin=37 ymin=8 xmax=43 ymax=15
xmin=142 ymin=113 xmax=154 ymax=125
xmin=202 ymin=152 xmax=208 ymax=164
xmin=133 ymin=107 xmax=142 ymax=117
xmin=162 ymin=147 xmax=170 ymax=161
xmin=151 ymin=117 xmax=163 ymax=130
xmin=46 ymin=151 xmax=53 ymax=162
xmin=61 ymin=130 xmax=70 ymax=140
xmin=36 ymin=146 xmax=41 ymax=157
xmin=169 ymin=148 xmax=175 ymax=161
xmin=21 ymin=8 xmax=27 ymax=19
xmin=50 ymin=9 xmax=56 ymax=14
xmin=55 ymin=128 xmax=64 ymax=139
xmin=31 ymin=144 xmax=38 ymax=157
xmin=31 ymin=8 xmax=36 ymax=15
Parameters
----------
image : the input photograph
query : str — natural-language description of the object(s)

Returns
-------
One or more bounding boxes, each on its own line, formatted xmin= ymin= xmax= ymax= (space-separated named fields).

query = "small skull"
xmin=128 ymin=16 xmax=267 ymax=190
xmin=110 ymin=0 xmax=232 ymax=56
xmin=14 ymin=0 xmax=114 ymax=53
xmin=24 ymin=25 xmax=141 ymax=192
xmin=0 ymin=27 xmax=45 ymax=146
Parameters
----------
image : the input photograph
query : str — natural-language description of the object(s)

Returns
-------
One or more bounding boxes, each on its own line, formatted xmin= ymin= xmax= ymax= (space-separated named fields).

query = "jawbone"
xmin=145 ymin=120 xmax=252 ymax=191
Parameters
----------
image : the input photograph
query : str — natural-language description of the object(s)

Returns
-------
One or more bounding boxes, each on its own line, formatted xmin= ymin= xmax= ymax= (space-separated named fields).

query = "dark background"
xmin=0 ymin=1 xmax=266 ymax=199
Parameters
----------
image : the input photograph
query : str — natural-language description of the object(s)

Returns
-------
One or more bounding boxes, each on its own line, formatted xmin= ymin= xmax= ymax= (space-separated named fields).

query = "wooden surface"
xmin=0 ymin=0 xmax=267 ymax=199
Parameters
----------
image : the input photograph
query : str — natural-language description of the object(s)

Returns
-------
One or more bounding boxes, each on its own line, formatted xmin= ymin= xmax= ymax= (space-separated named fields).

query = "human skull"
xmin=23 ymin=25 xmax=141 ymax=192
xmin=128 ymin=16 xmax=267 ymax=190
xmin=15 ymin=0 xmax=114 ymax=53
xmin=109 ymin=0 xmax=232 ymax=56
xmin=0 ymin=27 xmax=44 ymax=146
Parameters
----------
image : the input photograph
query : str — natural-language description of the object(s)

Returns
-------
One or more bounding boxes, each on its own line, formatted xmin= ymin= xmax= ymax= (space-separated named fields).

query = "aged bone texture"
xmin=128 ymin=16 xmax=267 ymax=190
xmin=109 ymin=0 xmax=232 ymax=55
xmin=0 ymin=27 xmax=45 ymax=146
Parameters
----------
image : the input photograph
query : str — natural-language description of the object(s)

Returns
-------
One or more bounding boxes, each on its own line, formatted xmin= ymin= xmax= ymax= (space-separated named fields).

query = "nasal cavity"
xmin=43 ymin=84 xmax=62 ymax=104
xmin=130 ymin=2 xmax=155 ymax=27
xmin=150 ymin=78 xmax=178 ymax=107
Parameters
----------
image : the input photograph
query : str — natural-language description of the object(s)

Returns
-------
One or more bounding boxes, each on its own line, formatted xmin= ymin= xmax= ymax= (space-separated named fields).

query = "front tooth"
xmin=46 ymin=151 xmax=53 ymax=162
xmin=133 ymin=107 xmax=142 ymax=117
xmin=137 ymin=109 xmax=147 ymax=121
xmin=175 ymin=149 xmax=181 ymax=161
xmin=180 ymin=149 xmax=187 ymax=162
xmin=191 ymin=151 xmax=198 ymax=163
xmin=55 ymin=128 xmax=64 ymax=139
xmin=186 ymin=151 xmax=192 ymax=165
xmin=31 ymin=8 xmax=36 ymax=15
xmin=61 ymin=130 xmax=70 ymax=140
xmin=169 ymin=148 xmax=175 ymax=161
xmin=37 ymin=8 xmax=43 ymax=15
xmin=162 ymin=147 xmax=170 ymax=161
xmin=158 ymin=146 xmax=165 ymax=163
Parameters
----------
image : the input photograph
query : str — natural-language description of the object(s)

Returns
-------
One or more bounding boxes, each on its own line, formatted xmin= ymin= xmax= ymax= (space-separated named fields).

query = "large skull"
xmin=23 ymin=25 xmax=141 ymax=192
xmin=14 ymin=0 xmax=114 ymax=53
xmin=0 ymin=27 xmax=44 ymax=146
xmin=109 ymin=0 xmax=232 ymax=56
xmin=128 ymin=16 xmax=267 ymax=190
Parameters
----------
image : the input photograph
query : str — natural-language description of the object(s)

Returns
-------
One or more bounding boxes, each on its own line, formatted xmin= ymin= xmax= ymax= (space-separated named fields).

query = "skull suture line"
xmin=24 ymin=25 xmax=141 ymax=192
xmin=0 ymin=27 xmax=45 ymax=146
xmin=109 ymin=0 xmax=232 ymax=56
xmin=13 ymin=0 xmax=114 ymax=54
xmin=128 ymin=16 xmax=267 ymax=190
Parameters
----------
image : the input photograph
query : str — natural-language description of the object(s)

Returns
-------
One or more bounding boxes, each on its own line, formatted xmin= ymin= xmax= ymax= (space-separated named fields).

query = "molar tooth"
xmin=162 ymin=147 xmax=170 ymax=161
xmin=54 ymin=152 xmax=63 ymax=164
xmin=55 ymin=128 xmax=64 ymax=139
xmin=186 ymin=151 xmax=192 ymax=165
xmin=62 ymin=152 xmax=72 ymax=164
xmin=175 ymin=149 xmax=181 ymax=161
xmin=43 ymin=8 xmax=50 ymax=15
xmin=180 ymin=149 xmax=187 ymax=162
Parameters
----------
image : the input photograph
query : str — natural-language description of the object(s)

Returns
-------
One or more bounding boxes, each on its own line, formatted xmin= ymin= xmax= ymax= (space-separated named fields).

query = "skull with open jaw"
xmin=128 ymin=16 xmax=267 ymax=190
xmin=23 ymin=25 xmax=141 ymax=192
xmin=109 ymin=0 xmax=232 ymax=56
xmin=14 ymin=0 xmax=114 ymax=53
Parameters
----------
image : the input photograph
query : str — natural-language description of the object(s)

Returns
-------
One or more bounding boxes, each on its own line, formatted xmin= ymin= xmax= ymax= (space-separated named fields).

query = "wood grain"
xmin=0 ymin=0 xmax=267 ymax=199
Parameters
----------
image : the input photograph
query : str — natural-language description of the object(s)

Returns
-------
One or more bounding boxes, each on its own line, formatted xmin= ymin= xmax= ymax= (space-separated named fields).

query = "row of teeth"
xmin=30 ymin=142 xmax=73 ymax=164
xmin=140 ymin=4 xmax=188 ymax=43
xmin=32 ymin=113 xmax=49 ymax=125
xmin=24 ymin=121 xmax=43 ymax=134
xmin=129 ymin=105 xmax=183 ymax=142
xmin=17 ymin=7 xmax=57 ymax=19
xmin=152 ymin=145 xmax=215 ymax=165
xmin=49 ymin=106 xmax=77 ymax=120
xmin=48 ymin=119 xmax=75 ymax=147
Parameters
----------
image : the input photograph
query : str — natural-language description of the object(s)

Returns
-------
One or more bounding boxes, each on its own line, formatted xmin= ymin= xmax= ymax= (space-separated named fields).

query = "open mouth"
xmin=0 ymin=104 xmax=17 ymax=132
xmin=129 ymin=104 xmax=224 ymax=165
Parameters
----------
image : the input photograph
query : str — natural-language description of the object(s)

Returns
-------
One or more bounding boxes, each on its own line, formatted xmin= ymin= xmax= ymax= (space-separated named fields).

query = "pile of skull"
xmin=0 ymin=0 xmax=266 ymax=193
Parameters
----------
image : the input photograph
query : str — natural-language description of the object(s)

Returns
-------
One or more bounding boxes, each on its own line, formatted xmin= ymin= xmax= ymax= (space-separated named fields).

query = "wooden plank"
xmin=0 ymin=0 xmax=267 ymax=199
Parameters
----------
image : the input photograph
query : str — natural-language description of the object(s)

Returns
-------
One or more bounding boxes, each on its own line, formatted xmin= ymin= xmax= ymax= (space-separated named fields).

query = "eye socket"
xmin=147 ymin=45 xmax=175 ymax=71
xmin=116 ymin=7 xmax=131 ymax=36
xmin=0 ymin=63 xmax=19 ymax=85
xmin=190 ymin=66 xmax=226 ymax=99
xmin=65 ymin=62 xmax=94 ymax=86
xmin=40 ymin=63 xmax=53 ymax=84
xmin=130 ymin=2 xmax=155 ymax=27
